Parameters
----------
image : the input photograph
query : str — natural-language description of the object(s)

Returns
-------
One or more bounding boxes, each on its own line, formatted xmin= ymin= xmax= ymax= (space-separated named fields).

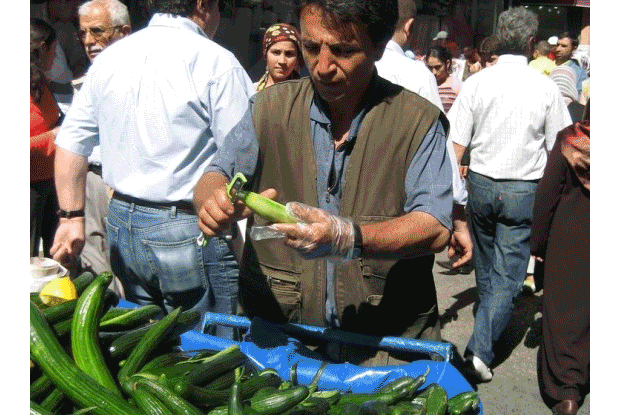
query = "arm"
xmin=449 ymin=203 xmax=473 ymax=267
xmin=30 ymin=127 xmax=59 ymax=156
xmin=49 ymin=146 xmax=88 ymax=265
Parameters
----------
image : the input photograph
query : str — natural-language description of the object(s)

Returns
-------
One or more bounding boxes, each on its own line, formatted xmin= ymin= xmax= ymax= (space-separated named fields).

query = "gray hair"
xmin=495 ymin=6 xmax=538 ymax=53
xmin=78 ymin=0 xmax=131 ymax=27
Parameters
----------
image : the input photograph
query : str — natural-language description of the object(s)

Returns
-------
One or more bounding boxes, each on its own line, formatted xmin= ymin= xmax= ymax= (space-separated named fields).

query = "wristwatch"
xmin=57 ymin=209 xmax=85 ymax=219
xmin=352 ymin=224 xmax=363 ymax=258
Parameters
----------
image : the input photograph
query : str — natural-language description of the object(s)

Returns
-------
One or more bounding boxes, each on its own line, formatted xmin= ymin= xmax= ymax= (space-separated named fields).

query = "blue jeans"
xmin=466 ymin=171 xmax=538 ymax=365
xmin=106 ymin=198 xmax=239 ymax=339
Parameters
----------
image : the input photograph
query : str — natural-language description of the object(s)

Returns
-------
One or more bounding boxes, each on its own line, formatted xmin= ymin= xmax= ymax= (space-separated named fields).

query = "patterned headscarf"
xmin=256 ymin=23 xmax=302 ymax=92
xmin=262 ymin=23 xmax=302 ymax=59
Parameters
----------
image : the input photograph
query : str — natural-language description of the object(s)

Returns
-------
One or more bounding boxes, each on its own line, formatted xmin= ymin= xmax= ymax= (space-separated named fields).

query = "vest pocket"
xmin=267 ymin=275 xmax=302 ymax=324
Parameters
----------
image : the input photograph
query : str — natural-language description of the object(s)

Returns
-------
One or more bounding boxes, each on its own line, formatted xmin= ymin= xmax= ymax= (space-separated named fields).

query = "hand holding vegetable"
xmin=197 ymin=184 xmax=276 ymax=238
xmin=270 ymin=203 xmax=356 ymax=260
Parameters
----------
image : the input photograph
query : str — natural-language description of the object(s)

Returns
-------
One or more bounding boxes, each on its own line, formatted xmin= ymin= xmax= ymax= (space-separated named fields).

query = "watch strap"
xmin=57 ymin=209 xmax=85 ymax=218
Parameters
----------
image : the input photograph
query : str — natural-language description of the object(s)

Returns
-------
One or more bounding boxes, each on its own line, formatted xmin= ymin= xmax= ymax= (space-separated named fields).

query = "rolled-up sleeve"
xmin=55 ymin=70 xmax=99 ymax=156
xmin=404 ymin=119 xmax=453 ymax=231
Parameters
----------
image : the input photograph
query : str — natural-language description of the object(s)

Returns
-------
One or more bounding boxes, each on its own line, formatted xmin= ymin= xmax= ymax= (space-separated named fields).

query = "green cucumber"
xmin=236 ymin=190 xmax=299 ymax=224
xmin=359 ymin=400 xmax=390 ymax=415
xmin=30 ymin=301 xmax=139 ymax=415
xmin=39 ymin=387 xmax=64 ymax=412
xmin=176 ymin=344 xmax=245 ymax=388
xmin=140 ymin=351 xmax=196 ymax=373
xmin=30 ymin=373 xmax=54 ymax=401
xmin=422 ymin=384 xmax=448 ymax=415
xmin=249 ymin=385 xmax=310 ymax=414
xmin=117 ymin=306 xmax=183 ymax=388
xmin=123 ymin=376 xmax=175 ymax=415
xmin=71 ymin=272 xmax=122 ymax=395
xmin=228 ymin=367 xmax=246 ymax=415
xmin=30 ymin=401 xmax=54 ymax=415
xmin=447 ymin=391 xmax=480 ymax=415
xmin=134 ymin=376 xmax=203 ymax=415
xmin=99 ymin=304 xmax=163 ymax=330
xmin=177 ymin=372 xmax=281 ymax=407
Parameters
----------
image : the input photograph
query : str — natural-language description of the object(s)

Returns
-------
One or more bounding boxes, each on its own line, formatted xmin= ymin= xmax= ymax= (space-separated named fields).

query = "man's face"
xmin=555 ymin=37 xmax=575 ymax=62
xmin=299 ymin=4 xmax=383 ymax=106
xmin=79 ymin=6 xmax=126 ymax=61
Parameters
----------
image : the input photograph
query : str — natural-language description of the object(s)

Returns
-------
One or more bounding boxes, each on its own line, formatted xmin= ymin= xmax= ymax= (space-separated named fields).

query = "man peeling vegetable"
xmin=194 ymin=0 xmax=453 ymax=366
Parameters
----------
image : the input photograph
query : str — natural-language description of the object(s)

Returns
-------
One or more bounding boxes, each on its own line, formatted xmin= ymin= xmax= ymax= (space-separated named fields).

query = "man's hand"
xmin=50 ymin=217 xmax=85 ymax=267
xmin=449 ymin=204 xmax=473 ymax=268
xmin=197 ymin=186 xmax=277 ymax=238
xmin=270 ymin=202 xmax=355 ymax=259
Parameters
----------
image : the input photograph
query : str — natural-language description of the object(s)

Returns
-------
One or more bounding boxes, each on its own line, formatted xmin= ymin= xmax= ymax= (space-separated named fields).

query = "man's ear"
xmin=404 ymin=17 xmax=415 ymax=42
xmin=119 ymin=25 xmax=131 ymax=36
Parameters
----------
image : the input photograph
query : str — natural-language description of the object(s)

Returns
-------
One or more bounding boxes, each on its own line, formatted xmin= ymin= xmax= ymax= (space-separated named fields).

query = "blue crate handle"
xmin=202 ymin=311 xmax=452 ymax=361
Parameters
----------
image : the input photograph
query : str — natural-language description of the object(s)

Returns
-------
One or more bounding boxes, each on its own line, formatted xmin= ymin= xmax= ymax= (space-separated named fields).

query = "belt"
xmin=112 ymin=191 xmax=195 ymax=214
xmin=88 ymin=164 xmax=102 ymax=177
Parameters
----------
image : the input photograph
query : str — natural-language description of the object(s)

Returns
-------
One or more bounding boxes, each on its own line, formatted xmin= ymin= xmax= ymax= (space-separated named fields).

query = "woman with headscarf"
xmin=255 ymin=23 xmax=303 ymax=92
xmin=30 ymin=18 xmax=62 ymax=258
xmin=530 ymin=101 xmax=590 ymax=415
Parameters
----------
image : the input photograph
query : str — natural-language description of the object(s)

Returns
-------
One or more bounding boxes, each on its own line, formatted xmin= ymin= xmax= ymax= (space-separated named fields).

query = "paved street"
xmin=433 ymin=248 xmax=590 ymax=414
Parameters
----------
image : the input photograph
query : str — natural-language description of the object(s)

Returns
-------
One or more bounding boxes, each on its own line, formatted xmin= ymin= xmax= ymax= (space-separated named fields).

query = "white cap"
xmin=548 ymin=36 xmax=558 ymax=45
xmin=433 ymin=31 xmax=448 ymax=41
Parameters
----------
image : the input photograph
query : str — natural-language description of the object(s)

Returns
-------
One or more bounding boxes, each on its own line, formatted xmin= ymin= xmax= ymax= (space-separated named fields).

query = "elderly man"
xmin=51 ymin=0 xmax=255 ymax=339
xmin=70 ymin=0 xmax=131 ymax=297
xmin=449 ymin=7 xmax=572 ymax=383
xmin=375 ymin=0 xmax=472 ymax=272
xmin=194 ymin=0 xmax=452 ymax=366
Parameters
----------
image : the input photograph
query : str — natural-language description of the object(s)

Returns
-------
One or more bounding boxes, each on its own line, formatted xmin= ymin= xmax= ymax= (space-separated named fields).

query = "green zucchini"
xmin=30 ymin=301 xmax=138 ymax=415
xmin=140 ymin=351 xmax=196 ymax=373
xmin=359 ymin=400 xmax=390 ymax=415
xmin=334 ymin=389 xmax=404 ymax=408
xmin=379 ymin=376 xmax=417 ymax=394
xmin=117 ymin=306 xmax=183 ymax=388
xmin=101 ymin=307 xmax=134 ymax=322
xmin=249 ymin=385 xmax=309 ymax=414
xmin=71 ymin=272 xmax=122 ymax=395
xmin=99 ymin=304 xmax=163 ymax=330
xmin=134 ymin=376 xmax=203 ymax=415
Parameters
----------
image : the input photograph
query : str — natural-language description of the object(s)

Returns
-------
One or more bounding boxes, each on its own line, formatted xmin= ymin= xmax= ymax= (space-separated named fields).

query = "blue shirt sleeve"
xmin=403 ymin=119 xmax=453 ymax=231
xmin=204 ymin=103 xmax=259 ymax=182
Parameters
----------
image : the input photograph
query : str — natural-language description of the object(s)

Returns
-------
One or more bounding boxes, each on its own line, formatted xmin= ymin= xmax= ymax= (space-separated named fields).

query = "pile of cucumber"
xmin=30 ymin=272 xmax=481 ymax=415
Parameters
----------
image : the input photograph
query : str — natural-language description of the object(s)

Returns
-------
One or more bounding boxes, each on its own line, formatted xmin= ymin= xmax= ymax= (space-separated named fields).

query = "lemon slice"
xmin=39 ymin=276 xmax=77 ymax=306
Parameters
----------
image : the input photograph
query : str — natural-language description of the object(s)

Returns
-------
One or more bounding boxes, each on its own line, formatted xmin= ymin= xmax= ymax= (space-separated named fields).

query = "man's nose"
xmin=316 ymin=45 xmax=335 ymax=76
xmin=83 ymin=30 xmax=96 ymax=45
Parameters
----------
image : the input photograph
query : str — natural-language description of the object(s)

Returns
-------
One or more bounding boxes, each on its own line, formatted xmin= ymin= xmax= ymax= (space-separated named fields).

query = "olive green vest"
xmin=239 ymin=77 xmax=447 ymax=337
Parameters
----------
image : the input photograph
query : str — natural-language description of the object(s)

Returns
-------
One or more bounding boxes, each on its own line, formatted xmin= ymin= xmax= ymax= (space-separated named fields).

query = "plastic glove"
xmin=269 ymin=202 xmax=355 ymax=260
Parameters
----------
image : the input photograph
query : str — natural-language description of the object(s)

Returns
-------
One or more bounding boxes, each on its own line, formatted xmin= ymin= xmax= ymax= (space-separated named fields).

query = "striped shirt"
xmin=437 ymin=75 xmax=461 ymax=113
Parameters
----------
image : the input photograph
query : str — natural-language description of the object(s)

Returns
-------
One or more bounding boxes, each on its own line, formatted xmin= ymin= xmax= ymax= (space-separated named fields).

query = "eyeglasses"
xmin=75 ymin=26 xmax=122 ymax=42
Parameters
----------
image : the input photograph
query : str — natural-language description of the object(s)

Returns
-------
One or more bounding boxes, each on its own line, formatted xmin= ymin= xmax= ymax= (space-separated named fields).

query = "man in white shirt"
xmin=449 ymin=6 xmax=572 ymax=383
xmin=71 ymin=0 xmax=132 ymax=297
xmin=51 ymin=0 xmax=256 ymax=339
xmin=376 ymin=0 xmax=472 ymax=271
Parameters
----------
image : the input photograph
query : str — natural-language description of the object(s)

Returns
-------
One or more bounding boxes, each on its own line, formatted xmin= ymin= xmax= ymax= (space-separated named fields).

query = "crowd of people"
xmin=30 ymin=0 xmax=590 ymax=414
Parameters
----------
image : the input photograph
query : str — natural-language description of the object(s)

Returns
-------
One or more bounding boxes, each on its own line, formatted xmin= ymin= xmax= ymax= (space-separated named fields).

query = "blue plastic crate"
xmin=115 ymin=299 xmax=482 ymax=413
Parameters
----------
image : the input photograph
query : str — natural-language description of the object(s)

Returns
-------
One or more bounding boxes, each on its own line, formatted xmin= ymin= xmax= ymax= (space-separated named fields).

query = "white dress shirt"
xmin=448 ymin=54 xmax=572 ymax=181
xmin=56 ymin=14 xmax=256 ymax=202
xmin=376 ymin=39 xmax=467 ymax=205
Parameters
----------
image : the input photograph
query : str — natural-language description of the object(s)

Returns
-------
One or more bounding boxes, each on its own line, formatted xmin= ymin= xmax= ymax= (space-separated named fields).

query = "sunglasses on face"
xmin=75 ymin=26 xmax=122 ymax=42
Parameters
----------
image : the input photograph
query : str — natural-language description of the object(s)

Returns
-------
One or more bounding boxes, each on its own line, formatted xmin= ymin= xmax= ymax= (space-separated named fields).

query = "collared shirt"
xmin=375 ymin=40 xmax=443 ymax=110
xmin=448 ymin=54 xmax=572 ymax=181
xmin=376 ymin=39 xmax=467 ymax=205
xmin=561 ymin=59 xmax=588 ymax=97
xmin=56 ymin=13 xmax=256 ymax=202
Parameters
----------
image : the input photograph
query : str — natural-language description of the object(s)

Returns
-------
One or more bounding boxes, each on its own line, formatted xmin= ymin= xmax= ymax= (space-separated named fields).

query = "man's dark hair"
xmin=296 ymin=0 xmax=398 ymax=46
xmin=149 ymin=0 xmax=218 ymax=16
xmin=558 ymin=31 xmax=578 ymax=48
